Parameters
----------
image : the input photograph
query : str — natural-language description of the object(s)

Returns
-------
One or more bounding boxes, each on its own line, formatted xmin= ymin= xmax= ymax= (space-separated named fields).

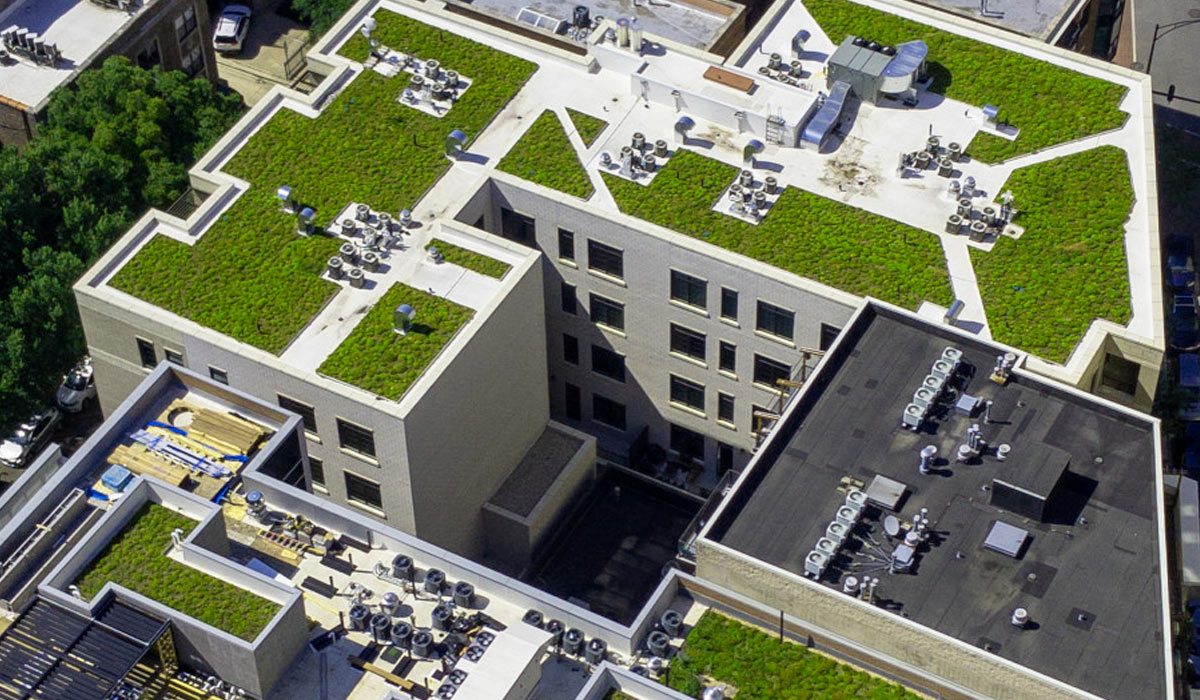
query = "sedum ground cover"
xmin=430 ymin=239 xmax=511 ymax=279
xmin=566 ymin=107 xmax=608 ymax=147
xmin=75 ymin=503 xmax=279 ymax=642
xmin=666 ymin=610 xmax=920 ymax=698
xmin=111 ymin=12 xmax=535 ymax=353
xmin=318 ymin=284 xmax=474 ymax=400
xmin=804 ymin=0 xmax=1126 ymax=163
xmin=498 ymin=110 xmax=594 ymax=199
xmin=605 ymin=150 xmax=952 ymax=310
xmin=970 ymin=146 xmax=1133 ymax=363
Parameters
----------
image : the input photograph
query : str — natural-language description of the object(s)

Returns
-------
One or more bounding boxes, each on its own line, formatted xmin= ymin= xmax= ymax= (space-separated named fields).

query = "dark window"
xmin=756 ymin=301 xmax=794 ymax=340
xmin=1101 ymin=353 xmax=1139 ymax=395
xmin=279 ymin=394 xmax=317 ymax=433
xmin=591 ymin=345 xmax=626 ymax=382
xmin=820 ymin=323 xmax=842 ymax=351
xmin=670 ymin=270 xmax=706 ymax=309
xmin=721 ymin=287 xmax=738 ymax=320
xmin=337 ymin=418 xmax=376 ymax=458
xmin=670 ymin=324 xmax=706 ymax=361
xmin=136 ymin=40 xmax=161 ymax=69
xmin=137 ymin=338 xmax=156 ymax=369
xmin=718 ymin=393 xmax=735 ymax=423
xmin=181 ymin=45 xmax=203 ymax=78
xmin=175 ymin=5 xmax=197 ymax=42
xmin=565 ymin=383 xmax=581 ymax=420
xmin=208 ymin=366 xmax=228 ymax=385
xmin=500 ymin=207 xmax=535 ymax=245
xmin=590 ymin=294 xmax=624 ymax=331
xmin=164 ymin=348 xmax=184 ymax=366
xmin=670 ymin=375 xmax=705 ymax=411
xmin=753 ymin=354 xmax=791 ymax=388
xmin=592 ymin=393 xmax=626 ymax=430
xmin=587 ymin=240 xmax=623 ymax=279
xmin=719 ymin=341 xmax=736 ymax=374
xmin=345 ymin=471 xmax=383 ymax=510
xmin=670 ymin=424 xmax=704 ymax=460
xmin=563 ymin=334 xmax=579 ymax=364
xmin=309 ymin=457 xmax=326 ymax=489
xmin=718 ymin=442 xmax=734 ymax=476
xmin=561 ymin=282 xmax=577 ymax=314
xmin=558 ymin=228 xmax=575 ymax=261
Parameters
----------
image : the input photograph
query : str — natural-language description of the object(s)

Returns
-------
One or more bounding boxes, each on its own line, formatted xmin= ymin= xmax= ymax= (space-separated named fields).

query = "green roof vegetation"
xmin=318 ymin=284 xmax=474 ymax=400
xmin=804 ymin=0 xmax=1127 ymax=163
xmin=666 ymin=610 xmax=920 ymax=699
xmin=602 ymin=690 xmax=638 ymax=700
xmin=498 ymin=110 xmax=594 ymax=199
xmin=110 ymin=12 xmax=536 ymax=353
xmin=566 ymin=107 xmax=608 ymax=147
xmin=75 ymin=503 xmax=279 ymax=642
xmin=971 ymin=146 xmax=1133 ymax=363
xmin=605 ymin=150 xmax=952 ymax=310
xmin=430 ymin=239 xmax=511 ymax=279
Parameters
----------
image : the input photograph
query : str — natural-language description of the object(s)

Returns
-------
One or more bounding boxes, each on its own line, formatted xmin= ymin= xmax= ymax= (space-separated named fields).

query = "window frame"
xmin=336 ymin=417 xmax=377 ymax=459
xmin=561 ymin=282 xmax=577 ymax=315
xmin=136 ymin=338 xmax=156 ymax=369
xmin=820 ymin=323 xmax=842 ymax=351
xmin=278 ymin=394 xmax=318 ymax=434
xmin=670 ymin=270 xmax=707 ymax=310
xmin=756 ymin=300 xmax=795 ymax=341
xmin=344 ymin=470 xmax=383 ymax=510
xmin=669 ymin=323 xmax=706 ymax=362
xmin=590 ymin=293 xmax=625 ymax=331
xmin=592 ymin=393 xmax=626 ymax=430
xmin=753 ymin=354 xmax=791 ymax=389
xmin=591 ymin=345 xmax=626 ymax=382
xmin=208 ymin=366 xmax=228 ymax=385
xmin=720 ymin=287 xmax=739 ymax=321
xmin=719 ymin=341 xmax=737 ymax=374
xmin=563 ymin=333 xmax=579 ymax=365
xmin=717 ymin=392 xmax=736 ymax=424
xmin=670 ymin=423 xmax=705 ymax=461
xmin=163 ymin=348 xmax=184 ymax=366
xmin=558 ymin=228 xmax=576 ymax=262
xmin=565 ymin=382 xmax=582 ymax=420
xmin=587 ymin=240 xmax=624 ymax=279
xmin=309 ymin=456 xmax=326 ymax=490
xmin=669 ymin=374 xmax=706 ymax=412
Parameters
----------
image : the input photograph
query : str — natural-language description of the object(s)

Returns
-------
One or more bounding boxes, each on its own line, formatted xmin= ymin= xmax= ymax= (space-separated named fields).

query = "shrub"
xmin=318 ymin=284 xmax=474 ymax=399
xmin=605 ymin=150 xmax=952 ymax=310
xmin=111 ymin=12 xmax=536 ymax=353
xmin=804 ymin=0 xmax=1127 ymax=162
xmin=970 ymin=146 xmax=1133 ymax=362
xmin=498 ymin=110 xmax=593 ymax=199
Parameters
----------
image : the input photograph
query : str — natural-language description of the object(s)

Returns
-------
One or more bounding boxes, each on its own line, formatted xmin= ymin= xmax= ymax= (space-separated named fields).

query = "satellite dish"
xmin=884 ymin=515 xmax=901 ymax=537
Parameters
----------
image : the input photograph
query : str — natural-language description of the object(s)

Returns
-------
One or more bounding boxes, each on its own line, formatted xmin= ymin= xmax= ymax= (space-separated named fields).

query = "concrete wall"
xmin=463 ymin=176 xmax=859 ymax=469
xmin=573 ymin=662 xmax=694 ymax=700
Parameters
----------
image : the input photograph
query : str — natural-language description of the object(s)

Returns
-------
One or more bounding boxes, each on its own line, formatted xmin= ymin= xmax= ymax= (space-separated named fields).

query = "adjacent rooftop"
xmin=708 ymin=305 xmax=1168 ymax=700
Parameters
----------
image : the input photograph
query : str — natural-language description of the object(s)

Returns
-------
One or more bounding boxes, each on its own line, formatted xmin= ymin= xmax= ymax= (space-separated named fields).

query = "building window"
xmin=720 ymin=287 xmax=738 ymax=321
xmin=563 ymin=333 xmax=579 ymax=364
xmin=561 ymin=282 xmax=577 ymax=314
xmin=587 ymin=240 xmax=623 ymax=279
xmin=278 ymin=394 xmax=317 ymax=434
xmin=718 ymin=392 xmax=735 ymax=423
xmin=670 ymin=375 xmax=705 ymax=412
xmin=345 ymin=471 xmax=383 ymax=510
xmin=670 ymin=424 xmax=704 ymax=461
xmin=1100 ymin=353 xmax=1139 ymax=395
xmin=592 ymin=393 xmax=626 ymax=430
xmin=565 ymin=383 xmax=581 ymax=420
xmin=719 ymin=341 xmax=736 ymax=374
xmin=208 ymin=366 xmax=228 ymax=385
xmin=753 ymin=354 xmax=790 ymax=388
xmin=309 ymin=457 xmax=326 ymax=490
xmin=136 ymin=338 xmax=156 ymax=369
xmin=670 ymin=324 xmax=706 ymax=362
xmin=820 ymin=323 xmax=842 ymax=351
xmin=670 ymin=270 xmax=706 ymax=309
xmin=181 ymin=45 xmax=204 ymax=78
xmin=591 ymin=345 xmax=626 ymax=382
xmin=590 ymin=294 xmax=624 ymax=331
xmin=500 ymin=208 xmax=535 ymax=245
xmin=756 ymin=301 xmax=794 ymax=341
xmin=136 ymin=40 xmax=161 ymax=69
xmin=558 ymin=228 xmax=575 ymax=262
xmin=337 ymin=418 xmax=376 ymax=459
xmin=164 ymin=348 xmax=184 ymax=366
xmin=175 ymin=5 xmax=197 ymax=42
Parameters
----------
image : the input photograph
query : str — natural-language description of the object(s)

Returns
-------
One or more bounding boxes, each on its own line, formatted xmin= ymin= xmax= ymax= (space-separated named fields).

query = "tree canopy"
xmin=0 ymin=56 xmax=242 ymax=429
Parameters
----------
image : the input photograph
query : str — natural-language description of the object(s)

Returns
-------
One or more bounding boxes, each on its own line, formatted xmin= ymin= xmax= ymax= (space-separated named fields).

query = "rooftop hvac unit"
xmin=836 ymin=504 xmax=861 ymax=528
xmin=296 ymin=207 xmax=316 ymax=236
xmin=394 ymin=304 xmax=416 ymax=335
xmin=424 ymin=567 xmax=445 ymax=593
xmin=276 ymin=185 xmax=296 ymax=214
xmin=453 ymin=581 xmax=475 ymax=607
xmin=445 ymin=129 xmax=467 ymax=160
xmin=815 ymin=537 xmax=838 ymax=556
xmin=585 ymin=638 xmax=607 ymax=665
xmin=743 ymin=139 xmax=764 ymax=166
xmin=674 ymin=116 xmax=694 ymax=144
xmin=804 ymin=549 xmax=830 ymax=578
xmin=825 ymin=520 xmax=849 ymax=545
xmin=902 ymin=403 xmax=925 ymax=429
xmin=923 ymin=374 xmax=944 ymax=394
xmin=564 ymin=628 xmax=585 ymax=655
xmin=942 ymin=346 xmax=963 ymax=367
xmin=846 ymin=488 xmax=867 ymax=509
xmin=913 ymin=386 xmax=936 ymax=409
xmin=931 ymin=359 xmax=953 ymax=381
xmin=646 ymin=630 xmax=671 ymax=658
xmin=791 ymin=29 xmax=810 ymax=58
xmin=346 ymin=267 xmax=364 ymax=288
xmin=661 ymin=609 xmax=683 ymax=637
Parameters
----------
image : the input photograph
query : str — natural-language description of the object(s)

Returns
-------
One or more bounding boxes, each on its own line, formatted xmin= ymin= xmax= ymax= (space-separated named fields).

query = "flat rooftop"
xmin=909 ymin=0 xmax=1082 ymax=41
xmin=0 ymin=0 xmax=144 ymax=110
xmin=489 ymin=424 xmax=585 ymax=518
xmin=710 ymin=306 xmax=1167 ymax=700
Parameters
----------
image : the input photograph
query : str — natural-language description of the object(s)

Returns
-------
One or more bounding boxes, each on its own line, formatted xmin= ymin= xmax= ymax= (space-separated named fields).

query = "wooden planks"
xmin=703 ymin=65 xmax=754 ymax=93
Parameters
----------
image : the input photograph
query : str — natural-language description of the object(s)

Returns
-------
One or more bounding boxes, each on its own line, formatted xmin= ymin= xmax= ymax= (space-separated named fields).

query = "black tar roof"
xmin=708 ymin=305 xmax=1166 ymax=700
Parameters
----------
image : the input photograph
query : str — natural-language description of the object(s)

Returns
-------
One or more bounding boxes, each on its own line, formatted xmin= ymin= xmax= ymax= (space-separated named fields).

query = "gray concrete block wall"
xmin=696 ymin=539 xmax=1094 ymax=700
xmin=482 ymin=179 xmax=858 ymax=469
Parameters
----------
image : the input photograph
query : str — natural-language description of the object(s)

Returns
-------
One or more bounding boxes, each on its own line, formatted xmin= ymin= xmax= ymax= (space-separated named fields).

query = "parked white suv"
xmin=213 ymin=5 xmax=251 ymax=54
xmin=56 ymin=357 xmax=96 ymax=413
